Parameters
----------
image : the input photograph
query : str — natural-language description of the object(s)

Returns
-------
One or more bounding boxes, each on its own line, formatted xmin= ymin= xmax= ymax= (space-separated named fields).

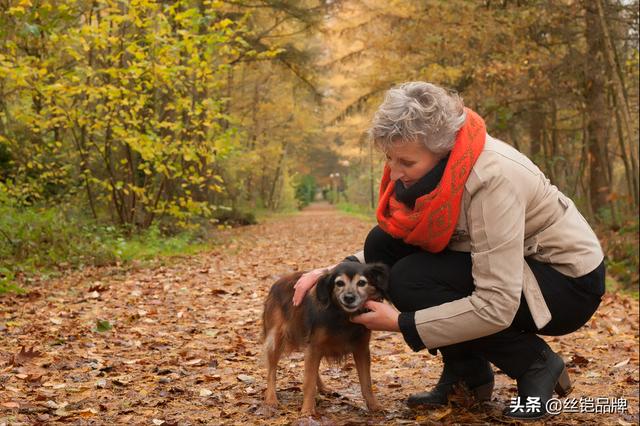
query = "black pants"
xmin=364 ymin=226 xmax=605 ymax=378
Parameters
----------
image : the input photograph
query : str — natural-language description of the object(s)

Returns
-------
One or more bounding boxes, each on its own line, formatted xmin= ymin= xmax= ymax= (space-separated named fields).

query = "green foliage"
xmin=294 ymin=174 xmax=317 ymax=208
xmin=0 ymin=267 xmax=24 ymax=294
xmin=0 ymin=0 xmax=326 ymax=232
xmin=0 ymin=0 xmax=284 ymax=228
xmin=106 ymin=223 xmax=209 ymax=262
xmin=599 ymin=218 xmax=640 ymax=294
xmin=0 ymin=197 xmax=212 ymax=293
xmin=212 ymin=207 xmax=257 ymax=227
xmin=335 ymin=201 xmax=375 ymax=223
xmin=0 ymin=199 xmax=116 ymax=274
xmin=94 ymin=319 xmax=113 ymax=333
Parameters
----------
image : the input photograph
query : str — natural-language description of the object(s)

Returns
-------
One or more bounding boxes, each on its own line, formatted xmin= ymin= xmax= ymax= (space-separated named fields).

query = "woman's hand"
xmin=292 ymin=267 xmax=329 ymax=306
xmin=350 ymin=300 xmax=400 ymax=332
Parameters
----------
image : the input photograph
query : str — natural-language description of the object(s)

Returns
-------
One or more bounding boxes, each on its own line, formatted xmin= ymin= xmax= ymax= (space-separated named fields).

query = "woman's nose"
xmin=389 ymin=167 xmax=403 ymax=181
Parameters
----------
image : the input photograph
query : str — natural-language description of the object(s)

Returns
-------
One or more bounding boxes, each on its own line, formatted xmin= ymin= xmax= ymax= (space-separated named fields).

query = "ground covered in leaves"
xmin=1 ymin=203 xmax=638 ymax=425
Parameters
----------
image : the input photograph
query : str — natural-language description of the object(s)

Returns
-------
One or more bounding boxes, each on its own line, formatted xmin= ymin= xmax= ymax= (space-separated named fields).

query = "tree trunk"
xmin=595 ymin=0 xmax=639 ymax=207
xmin=585 ymin=2 xmax=611 ymax=218
xmin=268 ymin=143 xmax=288 ymax=209
xmin=528 ymin=103 xmax=545 ymax=167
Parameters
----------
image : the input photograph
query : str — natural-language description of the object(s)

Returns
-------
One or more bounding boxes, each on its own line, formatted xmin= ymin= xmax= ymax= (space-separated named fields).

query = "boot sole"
xmin=407 ymin=380 xmax=495 ymax=408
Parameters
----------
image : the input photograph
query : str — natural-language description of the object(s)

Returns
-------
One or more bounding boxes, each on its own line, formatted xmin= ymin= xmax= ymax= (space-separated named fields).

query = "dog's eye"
xmin=357 ymin=279 xmax=367 ymax=287
xmin=335 ymin=279 xmax=346 ymax=287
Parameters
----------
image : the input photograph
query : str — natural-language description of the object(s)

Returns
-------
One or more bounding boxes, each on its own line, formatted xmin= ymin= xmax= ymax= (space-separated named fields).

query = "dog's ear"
xmin=366 ymin=263 xmax=389 ymax=298
xmin=315 ymin=273 xmax=334 ymax=305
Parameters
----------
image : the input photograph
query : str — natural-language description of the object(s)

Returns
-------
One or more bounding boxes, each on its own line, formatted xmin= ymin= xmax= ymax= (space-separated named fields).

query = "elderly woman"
xmin=292 ymin=81 xmax=605 ymax=420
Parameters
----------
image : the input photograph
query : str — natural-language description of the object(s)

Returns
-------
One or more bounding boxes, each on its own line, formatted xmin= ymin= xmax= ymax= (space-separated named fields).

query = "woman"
xmin=292 ymin=81 xmax=605 ymax=420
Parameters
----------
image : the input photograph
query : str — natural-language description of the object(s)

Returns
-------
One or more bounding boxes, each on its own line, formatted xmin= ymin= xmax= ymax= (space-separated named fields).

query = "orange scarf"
xmin=376 ymin=108 xmax=486 ymax=252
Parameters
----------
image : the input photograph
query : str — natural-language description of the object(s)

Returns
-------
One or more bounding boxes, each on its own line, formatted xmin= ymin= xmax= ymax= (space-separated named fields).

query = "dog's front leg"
xmin=301 ymin=347 xmax=322 ymax=415
xmin=353 ymin=343 xmax=382 ymax=412
xmin=263 ymin=327 xmax=284 ymax=408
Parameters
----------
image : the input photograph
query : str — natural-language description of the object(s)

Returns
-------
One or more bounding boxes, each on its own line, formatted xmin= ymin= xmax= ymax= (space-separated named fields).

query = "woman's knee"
xmin=386 ymin=255 xmax=439 ymax=312
xmin=364 ymin=226 xmax=421 ymax=266
xmin=386 ymin=252 xmax=474 ymax=312
xmin=364 ymin=226 xmax=391 ymax=263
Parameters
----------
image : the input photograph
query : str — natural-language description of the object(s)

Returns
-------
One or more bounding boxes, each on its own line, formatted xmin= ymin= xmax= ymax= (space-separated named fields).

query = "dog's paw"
xmin=366 ymin=401 xmax=384 ymax=413
xmin=300 ymin=407 xmax=317 ymax=417
xmin=256 ymin=403 xmax=279 ymax=417
xmin=292 ymin=416 xmax=322 ymax=426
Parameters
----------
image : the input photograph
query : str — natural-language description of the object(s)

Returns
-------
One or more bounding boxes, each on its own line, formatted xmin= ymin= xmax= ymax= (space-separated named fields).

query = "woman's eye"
xmin=401 ymin=161 xmax=416 ymax=167
xmin=357 ymin=280 xmax=367 ymax=287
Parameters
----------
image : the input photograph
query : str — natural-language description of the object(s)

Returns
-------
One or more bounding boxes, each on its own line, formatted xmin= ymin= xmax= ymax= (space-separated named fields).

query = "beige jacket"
xmin=357 ymin=136 xmax=604 ymax=349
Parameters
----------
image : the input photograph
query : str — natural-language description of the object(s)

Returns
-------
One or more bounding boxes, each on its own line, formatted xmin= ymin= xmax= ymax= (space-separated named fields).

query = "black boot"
xmin=407 ymin=357 xmax=494 ymax=408
xmin=504 ymin=348 xmax=572 ymax=420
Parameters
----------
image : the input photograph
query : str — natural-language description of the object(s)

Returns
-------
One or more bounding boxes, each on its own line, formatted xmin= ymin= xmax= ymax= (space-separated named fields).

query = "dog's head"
xmin=316 ymin=262 xmax=389 ymax=313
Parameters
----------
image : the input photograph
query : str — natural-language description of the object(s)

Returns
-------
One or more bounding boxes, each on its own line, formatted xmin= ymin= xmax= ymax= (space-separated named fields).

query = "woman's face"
xmin=385 ymin=140 xmax=441 ymax=188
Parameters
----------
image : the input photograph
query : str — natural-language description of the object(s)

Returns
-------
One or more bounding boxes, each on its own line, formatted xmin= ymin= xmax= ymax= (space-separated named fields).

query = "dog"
xmin=262 ymin=261 xmax=389 ymax=415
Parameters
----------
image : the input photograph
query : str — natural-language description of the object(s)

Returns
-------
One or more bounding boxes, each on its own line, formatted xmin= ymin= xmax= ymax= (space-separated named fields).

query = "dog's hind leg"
xmin=316 ymin=375 xmax=330 ymax=395
xmin=301 ymin=347 xmax=323 ymax=415
xmin=264 ymin=327 xmax=283 ymax=408
xmin=353 ymin=342 xmax=382 ymax=412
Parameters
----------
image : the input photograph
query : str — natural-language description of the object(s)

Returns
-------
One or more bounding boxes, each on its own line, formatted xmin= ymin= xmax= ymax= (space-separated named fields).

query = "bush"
xmin=0 ymin=203 xmax=116 ymax=275
xmin=0 ymin=200 xmax=212 ymax=293
xmin=294 ymin=175 xmax=317 ymax=209
xmin=599 ymin=218 xmax=640 ymax=296
xmin=213 ymin=207 xmax=257 ymax=227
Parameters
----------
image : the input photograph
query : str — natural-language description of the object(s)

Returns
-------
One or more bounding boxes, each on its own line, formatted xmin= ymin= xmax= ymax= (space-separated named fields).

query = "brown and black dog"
xmin=262 ymin=261 xmax=389 ymax=415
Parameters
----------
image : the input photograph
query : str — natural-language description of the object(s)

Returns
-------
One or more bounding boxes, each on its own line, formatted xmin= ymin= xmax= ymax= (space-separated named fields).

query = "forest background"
xmin=0 ymin=0 xmax=638 ymax=297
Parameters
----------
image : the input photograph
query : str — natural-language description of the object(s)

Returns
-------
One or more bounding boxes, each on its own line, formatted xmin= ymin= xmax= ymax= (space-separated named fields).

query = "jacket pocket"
xmin=523 ymin=236 xmax=539 ymax=257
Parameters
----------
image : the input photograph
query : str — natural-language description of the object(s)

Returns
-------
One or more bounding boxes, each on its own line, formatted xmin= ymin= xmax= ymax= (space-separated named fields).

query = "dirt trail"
xmin=1 ymin=203 xmax=638 ymax=425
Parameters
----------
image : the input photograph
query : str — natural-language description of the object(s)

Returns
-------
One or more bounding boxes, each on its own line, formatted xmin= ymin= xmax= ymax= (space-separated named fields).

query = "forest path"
xmin=0 ymin=203 xmax=638 ymax=425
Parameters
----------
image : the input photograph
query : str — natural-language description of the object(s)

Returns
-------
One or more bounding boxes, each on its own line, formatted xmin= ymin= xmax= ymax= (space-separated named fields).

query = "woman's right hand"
xmin=292 ymin=267 xmax=331 ymax=306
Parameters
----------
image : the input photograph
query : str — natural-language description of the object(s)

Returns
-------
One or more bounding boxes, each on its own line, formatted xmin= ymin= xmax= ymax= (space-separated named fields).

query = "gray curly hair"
xmin=368 ymin=82 xmax=467 ymax=155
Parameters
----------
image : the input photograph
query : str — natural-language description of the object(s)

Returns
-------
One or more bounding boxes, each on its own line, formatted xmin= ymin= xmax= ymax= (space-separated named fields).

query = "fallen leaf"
xmin=78 ymin=409 xmax=98 ymax=418
xmin=570 ymin=354 xmax=590 ymax=366
xmin=112 ymin=377 xmax=130 ymax=386
xmin=88 ymin=283 xmax=108 ymax=293
xmin=199 ymin=388 xmax=213 ymax=397
xmin=237 ymin=374 xmax=255 ymax=384
xmin=432 ymin=407 xmax=453 ymax=421
xmin=1 ymin=402 xmax=20 ymax=409
xmin=11 ymin=346 xmax=42 ymax=366
xmin=613 ymin=358 xmax=630 ymax=368
xmin=95 ymin=319 xmax=112 ymax=332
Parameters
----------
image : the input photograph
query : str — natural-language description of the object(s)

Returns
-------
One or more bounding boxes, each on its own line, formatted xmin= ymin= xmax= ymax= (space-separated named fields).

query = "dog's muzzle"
xmin=340 ymin=293 xmax=362 ymax=312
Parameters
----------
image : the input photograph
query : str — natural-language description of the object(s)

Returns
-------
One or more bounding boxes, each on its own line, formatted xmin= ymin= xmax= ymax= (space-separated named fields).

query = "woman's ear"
xmin=366 ymin=263 xmax=390 ymax=298
xmin=315 ymin=273 xmax=334 ymax=306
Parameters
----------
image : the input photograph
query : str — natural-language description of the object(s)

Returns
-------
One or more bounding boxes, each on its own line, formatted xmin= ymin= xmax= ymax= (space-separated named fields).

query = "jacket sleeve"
xmin=412 ymin=169 xmax=525 ymax=349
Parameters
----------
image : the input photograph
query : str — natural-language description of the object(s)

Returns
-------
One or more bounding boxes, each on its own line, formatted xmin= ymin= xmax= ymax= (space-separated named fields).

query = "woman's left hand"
xmin=351 ymin=300 xmax=400 ymax=332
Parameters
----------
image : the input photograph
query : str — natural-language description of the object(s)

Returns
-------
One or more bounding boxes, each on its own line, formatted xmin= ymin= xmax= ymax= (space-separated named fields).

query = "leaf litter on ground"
xmin=0 ymin=202 xmax=638 ymax=425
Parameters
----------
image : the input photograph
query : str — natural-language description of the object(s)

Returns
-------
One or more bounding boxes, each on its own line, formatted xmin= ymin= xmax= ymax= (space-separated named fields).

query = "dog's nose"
xmin=343 ymin=293 xmax=356 ymax=304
